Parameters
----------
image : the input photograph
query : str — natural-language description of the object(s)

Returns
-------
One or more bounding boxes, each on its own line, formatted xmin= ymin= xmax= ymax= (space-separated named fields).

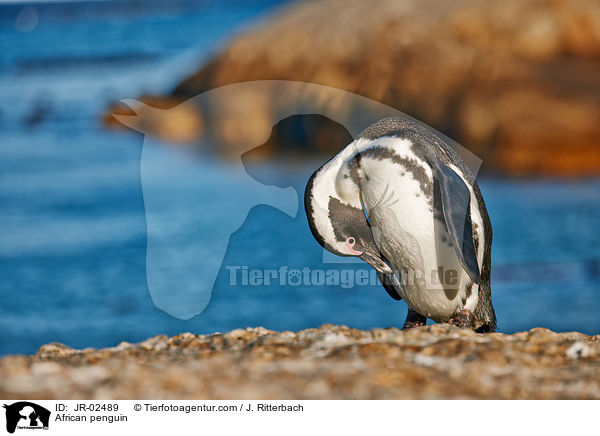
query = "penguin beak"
xmin=360 ymin=248 xmax=393 ymax=275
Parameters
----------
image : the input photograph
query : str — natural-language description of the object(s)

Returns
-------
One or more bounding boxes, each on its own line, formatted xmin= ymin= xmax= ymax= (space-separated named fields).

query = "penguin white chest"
xmin=358 ymin=142 xmax=476 ymax=321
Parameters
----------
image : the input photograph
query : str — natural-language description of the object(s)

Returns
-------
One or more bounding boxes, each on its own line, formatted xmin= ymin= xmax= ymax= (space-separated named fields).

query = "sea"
xmin=1 ymin=0 xmax=599 ymax=356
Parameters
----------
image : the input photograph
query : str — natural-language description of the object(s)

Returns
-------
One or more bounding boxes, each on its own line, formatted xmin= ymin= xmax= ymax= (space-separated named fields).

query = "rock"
xmin=1 ymin=325 xmax=599 ymax=399
xmin=104 ymin=0 xmax=600 ymax=176
xmin=36 ymin=342 xmax=76 ymax=358
xmin=566 ymin=342 xmax=591 ymax=360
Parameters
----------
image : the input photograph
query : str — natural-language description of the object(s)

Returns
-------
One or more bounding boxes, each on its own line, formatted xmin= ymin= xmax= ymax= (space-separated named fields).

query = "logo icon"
xmin=3 ymin=402 xmax=50 ymax=434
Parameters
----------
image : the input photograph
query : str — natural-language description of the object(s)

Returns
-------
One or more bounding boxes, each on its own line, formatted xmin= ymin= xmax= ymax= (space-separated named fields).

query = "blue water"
xmin=1 ymin=1 xmax=599 ymax=356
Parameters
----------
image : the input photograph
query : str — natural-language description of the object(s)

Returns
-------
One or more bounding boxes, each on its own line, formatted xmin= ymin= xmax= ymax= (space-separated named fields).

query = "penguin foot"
xmin=448 ymin=309 xmax=475 ymax=329
xmin=402 ymin=308 xmax=427 ymax=330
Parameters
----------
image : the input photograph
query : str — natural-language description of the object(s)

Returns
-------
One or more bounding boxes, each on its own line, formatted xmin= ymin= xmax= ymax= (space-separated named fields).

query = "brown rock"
xmin=1 ymin=325 xmax=599 ymax=399
xmin=105 ymin=0 xmax=600 ymax=176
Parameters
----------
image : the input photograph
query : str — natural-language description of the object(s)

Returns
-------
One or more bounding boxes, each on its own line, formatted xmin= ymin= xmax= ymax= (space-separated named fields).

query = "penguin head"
xmin=326 ymin=197 xmax=393 ymax=274
xmin=305 ymin=155 xmax=393 ymax=274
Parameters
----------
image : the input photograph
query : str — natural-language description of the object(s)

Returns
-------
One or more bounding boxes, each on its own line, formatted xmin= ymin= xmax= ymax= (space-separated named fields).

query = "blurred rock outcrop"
xmin=105 ymin=0 xmax=600 ymax=176
xmin=1 ymin=325 xmax=599 ymax=399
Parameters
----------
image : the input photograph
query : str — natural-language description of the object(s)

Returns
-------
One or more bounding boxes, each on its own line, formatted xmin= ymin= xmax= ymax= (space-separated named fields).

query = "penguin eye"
xmin=346 ymin=237 xmax=355 ymax=246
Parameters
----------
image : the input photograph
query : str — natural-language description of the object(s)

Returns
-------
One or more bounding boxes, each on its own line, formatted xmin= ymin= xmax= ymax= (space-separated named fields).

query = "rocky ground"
xmin=1 ymin=324 xmax=599 ymax=399
xmin=106 ymin=0 xmax=600 ymax=176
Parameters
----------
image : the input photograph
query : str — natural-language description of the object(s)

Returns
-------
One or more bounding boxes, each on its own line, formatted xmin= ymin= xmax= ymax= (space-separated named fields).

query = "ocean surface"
xmin=1 ymin=0 xmax=599 ymax=356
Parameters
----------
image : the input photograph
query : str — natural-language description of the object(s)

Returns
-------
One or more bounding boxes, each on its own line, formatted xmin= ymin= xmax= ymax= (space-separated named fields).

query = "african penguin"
xmin=304 ymin=117 xmax=496 ymax=332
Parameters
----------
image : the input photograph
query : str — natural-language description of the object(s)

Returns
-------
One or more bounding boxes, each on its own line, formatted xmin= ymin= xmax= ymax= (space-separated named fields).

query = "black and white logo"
xmin=3 ymin=402 xmax=50 ymax=434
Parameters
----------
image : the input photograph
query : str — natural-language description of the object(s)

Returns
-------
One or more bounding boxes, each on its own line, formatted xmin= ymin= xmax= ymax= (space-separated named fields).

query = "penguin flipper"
xmin=377 ymin=271 xmax=402 ymax=301
xmin=432 ymin=163 xmax=481 ymax=284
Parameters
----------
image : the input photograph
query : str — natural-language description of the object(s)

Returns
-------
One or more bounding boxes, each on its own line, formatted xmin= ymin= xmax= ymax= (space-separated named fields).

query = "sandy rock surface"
xmin=1 ymin=324 xmax=599 ymax=399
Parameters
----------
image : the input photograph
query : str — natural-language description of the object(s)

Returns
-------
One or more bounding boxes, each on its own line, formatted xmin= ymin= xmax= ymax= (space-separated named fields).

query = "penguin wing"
xmin=429 ymin=161 xmax=481 ymax=284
